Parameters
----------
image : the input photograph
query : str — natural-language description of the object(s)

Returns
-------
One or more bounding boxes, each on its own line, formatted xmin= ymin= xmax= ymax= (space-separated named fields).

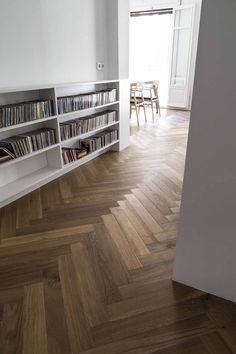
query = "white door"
xmin=168 ymin=5 xmax=195 ymax=109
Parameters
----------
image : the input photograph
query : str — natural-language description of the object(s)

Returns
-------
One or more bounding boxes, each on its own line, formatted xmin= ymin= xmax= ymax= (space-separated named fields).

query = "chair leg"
xmin=151 ymin=103 xmax=155 ymax=121
xmin=155 ymin=102 xmax=158 ymax=114
xmin=156 ymin=101 xmax=161 ymax=117
xmin=135 ymin=106 xmax=140 ymax=127
xmin=143 ymin=105 xmax=147 ymax=123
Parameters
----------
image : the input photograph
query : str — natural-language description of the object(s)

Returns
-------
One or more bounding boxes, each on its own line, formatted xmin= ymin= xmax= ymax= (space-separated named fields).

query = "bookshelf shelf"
xmin=63 ymin=140 xmax=120 ymax=170
xmin=0 ymin=116 xmax=58 ymax=133
xmin=0 ymin=167 xmax=61 ymax=207
xmin=0 ymin=143 xmax=60 ymax=169
xmin=58 ymin=101 xmax=120 ymax=119
xmin=61 ymin=121 xmax=120 ymax=144
xmin=0 ymin=80 xmax=121 ymax=208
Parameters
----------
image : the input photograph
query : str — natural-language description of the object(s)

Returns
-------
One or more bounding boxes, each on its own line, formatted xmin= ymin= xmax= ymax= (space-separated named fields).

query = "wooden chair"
xmin=130 ymin=82 xmax=147 ymax=127
xmin=143 ymin=81 xmax=161 ymax=120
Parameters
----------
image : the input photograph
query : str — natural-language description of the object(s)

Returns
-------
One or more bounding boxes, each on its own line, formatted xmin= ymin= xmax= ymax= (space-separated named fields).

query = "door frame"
xmin=167 ymin=4 xmax=195 ymax=110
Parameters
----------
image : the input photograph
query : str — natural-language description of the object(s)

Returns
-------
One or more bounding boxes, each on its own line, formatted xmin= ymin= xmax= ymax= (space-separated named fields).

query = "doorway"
xmin=129 ymin=5 xmax=196 ymax=113
xmin=130 ymin=9 xmax=173 ymax=106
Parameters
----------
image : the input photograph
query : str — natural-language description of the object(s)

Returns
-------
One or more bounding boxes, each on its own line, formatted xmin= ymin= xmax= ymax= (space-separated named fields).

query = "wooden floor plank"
xmin=131 ymin=188 xmax=168 ymax=225
xmin=80 ymin=315 xmax=214 ymax=354
xmin=28 ymin=190 xmax=43 ymax=221
xmin=200 ymin=332 xmax=232 ymax=354
xmin=138 ymin=183 xmax=174 ymax=215
xmin=1 ymin=301 xmax=23 ymax=354
xmin=108 ymin=283 xmax=205 ymax=322
xmin=23 ymin=283 xmax=48 ymax=354
xmin=93 ymin=297 xmax=207 ymax=346
xmin=0 ymin=204 xmax=17 ymax=239
xmin=125 ymin=194 xmax=162 ymax=234
xmin=118 ymin=200 xmax=155 ymax=245
xmin=0 ymin=224 xmax=94 ymax=249
xmin=44 ymin=275 xmax=71 ymax=354
xmin=71 ymin=239 xmax=109 ymax=327
xmin=93 ymin=223 xmax=129 ymax=287
xmin=58 ymin=254 xmax=94 ymax=353
xmin=110 ymin=207 xmax=150 ymax=256
xmin=82 ymin=231 xmax=123 ymax=304
xmin=102 ymin=214 xmax=142 ymax=270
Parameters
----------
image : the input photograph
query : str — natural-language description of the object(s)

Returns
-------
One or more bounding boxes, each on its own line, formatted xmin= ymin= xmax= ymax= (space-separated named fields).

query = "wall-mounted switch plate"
xmin=96 ymin=62 xmax=104 ymax=71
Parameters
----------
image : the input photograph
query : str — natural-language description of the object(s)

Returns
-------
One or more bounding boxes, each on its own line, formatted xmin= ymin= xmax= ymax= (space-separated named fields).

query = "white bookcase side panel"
xmin=47 ymin=145 xmax=63 ymax=169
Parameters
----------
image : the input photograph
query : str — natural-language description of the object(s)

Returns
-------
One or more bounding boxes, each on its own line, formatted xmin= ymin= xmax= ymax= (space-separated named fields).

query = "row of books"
xmin=62 ymin=129 xmax=118 ymax=165
xmin=0 ymin=128 xmax=56 ymax=161
xmin=0 ymin=100 xmax=54 ymax=129
xmin=81 ymin=129 xmax=119 ymax=153
xmin=60 ymin=110 xmax=117 ymax=141
xmin=62 ymin=147 xmax=88 ymax=165
xmin=57 ymin=89 xmax=117 ymax=114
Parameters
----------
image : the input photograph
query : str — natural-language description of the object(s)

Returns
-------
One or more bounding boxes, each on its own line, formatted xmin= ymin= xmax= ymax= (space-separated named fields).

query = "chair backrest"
xmin=142 ymin=81 xmax=159 ymax=99
xmin=130 ymin=82 xmax=145 ymax=103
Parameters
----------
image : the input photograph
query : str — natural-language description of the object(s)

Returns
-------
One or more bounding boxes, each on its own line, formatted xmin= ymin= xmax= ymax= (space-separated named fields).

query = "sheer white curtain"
xmin=129 ymin=13 xmax=172 ymax=105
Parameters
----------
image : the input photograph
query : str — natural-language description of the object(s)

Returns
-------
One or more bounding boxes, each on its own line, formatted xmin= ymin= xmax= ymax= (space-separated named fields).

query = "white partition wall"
xmin=173 ymin=0 xmax=236 ymax=302
xmin=107 ymin=0 xmax=130 ymax=150
xmin=118 ymin=0 xmax=130 ymax=150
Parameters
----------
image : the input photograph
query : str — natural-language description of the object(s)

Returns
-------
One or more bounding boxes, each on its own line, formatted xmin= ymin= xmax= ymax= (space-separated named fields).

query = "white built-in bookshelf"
xmin=0 ymin=80 xmax=120 ymax=208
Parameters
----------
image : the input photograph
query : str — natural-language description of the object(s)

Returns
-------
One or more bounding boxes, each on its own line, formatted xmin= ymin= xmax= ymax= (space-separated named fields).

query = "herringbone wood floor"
xmin=0 ymin=109 xmax=236 ymax=354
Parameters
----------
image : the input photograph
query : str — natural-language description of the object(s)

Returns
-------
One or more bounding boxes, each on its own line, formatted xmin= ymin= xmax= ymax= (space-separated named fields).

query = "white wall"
xmin=173 ymin=0 xmax=236 ymax=302
xmin=0 ymin=0 xmax=109 ymax=89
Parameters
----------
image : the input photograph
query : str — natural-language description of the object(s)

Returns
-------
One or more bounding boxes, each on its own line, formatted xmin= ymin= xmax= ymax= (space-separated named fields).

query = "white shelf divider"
xmin=0 ymin=115 xmax=58 ymax=133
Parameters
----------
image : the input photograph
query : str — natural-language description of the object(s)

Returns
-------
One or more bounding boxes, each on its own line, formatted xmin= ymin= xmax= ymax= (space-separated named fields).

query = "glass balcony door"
xmin=168 ymin=5 xmax=195 ymax=108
